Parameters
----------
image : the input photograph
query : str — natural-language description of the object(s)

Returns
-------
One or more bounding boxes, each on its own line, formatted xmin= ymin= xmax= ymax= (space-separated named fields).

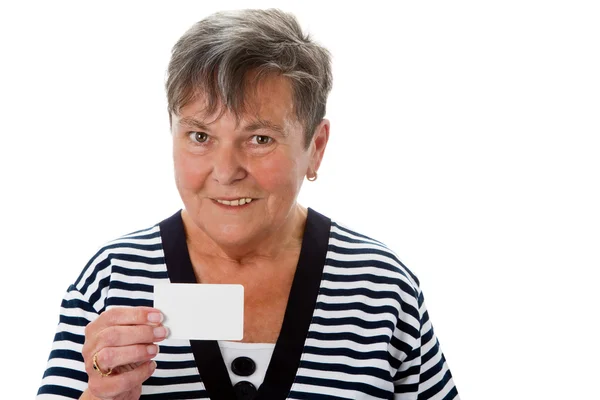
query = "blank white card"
xmin=153 ymin=283 xmax=244 ymax=340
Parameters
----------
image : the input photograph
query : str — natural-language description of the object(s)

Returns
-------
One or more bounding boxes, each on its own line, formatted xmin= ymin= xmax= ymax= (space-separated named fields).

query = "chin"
xmin=208 ymin=224 xmax=258 ymax=247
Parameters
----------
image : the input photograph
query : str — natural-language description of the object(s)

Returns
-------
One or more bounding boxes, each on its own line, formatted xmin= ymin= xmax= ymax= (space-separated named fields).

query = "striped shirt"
xmin=37 ymin=208 xmax=459 ymax=399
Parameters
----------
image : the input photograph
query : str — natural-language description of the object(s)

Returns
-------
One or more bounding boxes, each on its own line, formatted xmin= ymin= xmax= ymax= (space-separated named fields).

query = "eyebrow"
xmin=178 ymin=117 xmax=211 ymax=131
xmin=244 ymin=118 xmax=287 ymax=137
xmin=178 ymin=116 xmax=288 ymax=137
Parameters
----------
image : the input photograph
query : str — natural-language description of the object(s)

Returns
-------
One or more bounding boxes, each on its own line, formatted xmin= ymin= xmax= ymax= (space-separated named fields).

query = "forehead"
xmin=176 ymin=73 xmax=298 ymax=129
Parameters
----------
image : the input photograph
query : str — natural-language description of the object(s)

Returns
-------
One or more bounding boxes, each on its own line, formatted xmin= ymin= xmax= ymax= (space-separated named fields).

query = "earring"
xmin=307 ymin=172 xmax=318 ymax=182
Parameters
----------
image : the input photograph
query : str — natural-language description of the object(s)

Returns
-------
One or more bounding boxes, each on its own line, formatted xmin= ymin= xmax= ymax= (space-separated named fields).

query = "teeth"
xmin=216 ymin=198 xmax=253 ymax=206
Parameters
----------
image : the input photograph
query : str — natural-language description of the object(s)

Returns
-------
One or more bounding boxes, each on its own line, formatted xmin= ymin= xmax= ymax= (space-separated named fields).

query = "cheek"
xmin=173 ymin=150 xmax=207 ymax=190
xmin=251 ymin=154 xmax=303 ymax=194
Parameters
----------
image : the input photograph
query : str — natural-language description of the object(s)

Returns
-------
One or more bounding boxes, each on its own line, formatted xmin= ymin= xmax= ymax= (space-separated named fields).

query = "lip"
xmin=212 ymin=197 xmax=255 ymax=201
xmin=211 ymin=199 xmax=255 ymax=209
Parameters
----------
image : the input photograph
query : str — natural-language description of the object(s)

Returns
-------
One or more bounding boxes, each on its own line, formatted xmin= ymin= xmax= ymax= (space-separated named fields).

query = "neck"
xmin=182 ymin=204 xmax=307 ymax=266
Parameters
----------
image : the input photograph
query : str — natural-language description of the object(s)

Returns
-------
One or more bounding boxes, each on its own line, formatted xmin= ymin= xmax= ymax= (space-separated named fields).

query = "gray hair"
xmin=165 ymin=9 xmax=333 ymax=147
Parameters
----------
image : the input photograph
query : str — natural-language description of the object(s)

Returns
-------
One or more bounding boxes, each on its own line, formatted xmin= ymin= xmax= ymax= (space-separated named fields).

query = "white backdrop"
xmin=1 ymin=1 xmax=599 ymax=399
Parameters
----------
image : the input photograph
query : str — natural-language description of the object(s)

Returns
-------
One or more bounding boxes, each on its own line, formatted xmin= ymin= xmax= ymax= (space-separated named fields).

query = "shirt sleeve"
xmin=393 ymin=289 xmax=460 ymax=400
xmin=37 ymin=284 xmax=99 ymax=399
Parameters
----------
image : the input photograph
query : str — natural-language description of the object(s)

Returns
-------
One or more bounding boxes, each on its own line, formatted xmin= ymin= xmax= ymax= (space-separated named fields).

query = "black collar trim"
xmin=159 ymin=208 xmax=331 ymax=400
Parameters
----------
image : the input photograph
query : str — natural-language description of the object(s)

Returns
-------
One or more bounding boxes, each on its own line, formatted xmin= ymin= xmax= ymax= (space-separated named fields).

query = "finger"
xmin=96 ymin=325 xmax=168 ymax=349
xmin=95 ymin=344 xmax=159 ymax=371
xmin=93 ymin=307 xmax=164 ymax=332
xmin=88 ymin=360 xmax=157 ymax=399
xmin=115 ymin=361 xmax=144 ymax=374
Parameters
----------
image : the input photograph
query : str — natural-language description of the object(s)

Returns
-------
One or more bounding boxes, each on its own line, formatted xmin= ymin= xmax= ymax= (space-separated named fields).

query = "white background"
xmin=1 ymin=1 xmax=599 ymax=398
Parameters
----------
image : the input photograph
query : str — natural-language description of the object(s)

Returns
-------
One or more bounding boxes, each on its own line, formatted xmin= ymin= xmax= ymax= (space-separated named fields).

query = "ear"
xmin=308 ymin=119 xmax=330 ymax=174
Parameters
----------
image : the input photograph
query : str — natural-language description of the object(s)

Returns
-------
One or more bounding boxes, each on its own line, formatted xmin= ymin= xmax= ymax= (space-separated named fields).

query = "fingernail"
xmin=148 ymin=312 xmax=163 ymax=323
xmin=153 ymin=326 xmax=167 ymax=338
xmin=151 ymin=360 xmax=157 ymax=370
xmin=147 ymin=345 xmax=159 ymax=355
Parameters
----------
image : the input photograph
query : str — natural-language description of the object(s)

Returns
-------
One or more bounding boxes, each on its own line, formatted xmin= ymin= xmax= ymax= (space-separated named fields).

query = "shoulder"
xmin=326 ymin=217 xmax=422 ymax=298
xmin=71 ymin=219 xmax=166 ymax=311
xmin=320 ymin=216 xmax=423 ymax=339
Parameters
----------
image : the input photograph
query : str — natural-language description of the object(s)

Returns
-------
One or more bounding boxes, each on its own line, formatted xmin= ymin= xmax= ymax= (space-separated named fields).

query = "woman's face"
xmin=171 ymin=75 xmax=329 ymax=249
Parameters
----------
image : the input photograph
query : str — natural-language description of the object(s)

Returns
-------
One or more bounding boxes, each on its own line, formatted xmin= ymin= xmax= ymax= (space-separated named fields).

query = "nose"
xmin=211 ymin=144 xmax=247 ymax=185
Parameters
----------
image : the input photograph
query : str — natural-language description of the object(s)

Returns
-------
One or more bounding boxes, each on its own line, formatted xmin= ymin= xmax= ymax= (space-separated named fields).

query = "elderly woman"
xmin=37 ymin=9 xmax=459 ymax=400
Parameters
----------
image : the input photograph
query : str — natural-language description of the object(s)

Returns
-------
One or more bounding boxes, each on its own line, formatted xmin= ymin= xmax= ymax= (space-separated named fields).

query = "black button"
xmin=234 ymin=381 xmax=257 ymax=400
xmin=231 ymin=356 xmax=256 ymax=376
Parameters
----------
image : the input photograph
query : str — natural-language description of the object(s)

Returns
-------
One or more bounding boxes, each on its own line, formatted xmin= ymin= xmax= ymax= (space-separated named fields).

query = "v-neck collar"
xmin=159 ymin=207 xmax=331 ymax=400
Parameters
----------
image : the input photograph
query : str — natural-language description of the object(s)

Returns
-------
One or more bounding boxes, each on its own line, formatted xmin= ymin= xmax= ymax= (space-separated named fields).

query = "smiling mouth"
xmin=214 ymin=198 xmax=254 ymax=206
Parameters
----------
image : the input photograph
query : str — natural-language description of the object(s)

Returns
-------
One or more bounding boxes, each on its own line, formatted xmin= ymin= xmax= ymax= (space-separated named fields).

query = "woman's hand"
xmin=80 ymin=307 xmax=168 ymax=400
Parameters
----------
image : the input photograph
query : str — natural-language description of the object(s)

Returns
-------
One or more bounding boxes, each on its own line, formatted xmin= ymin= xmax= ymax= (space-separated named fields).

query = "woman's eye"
xmin=190 ymin=132 xmax=208 ymax=143
xmin=253 ymin=135 xmax=272 ymax=145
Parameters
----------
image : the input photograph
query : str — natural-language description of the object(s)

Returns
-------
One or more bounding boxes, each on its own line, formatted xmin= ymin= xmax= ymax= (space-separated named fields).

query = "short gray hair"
xmin=166 ymin=9 xmax=333 ymax=147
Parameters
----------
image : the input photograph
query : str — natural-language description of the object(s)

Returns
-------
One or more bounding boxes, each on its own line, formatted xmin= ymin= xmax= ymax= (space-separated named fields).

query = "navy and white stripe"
xmin=38 ymin=209 xmax=459 ymax=399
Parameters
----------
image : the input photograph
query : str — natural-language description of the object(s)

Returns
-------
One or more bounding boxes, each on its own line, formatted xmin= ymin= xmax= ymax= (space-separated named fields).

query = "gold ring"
xmin=92 ymin=352 xmax=113 ymax=377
